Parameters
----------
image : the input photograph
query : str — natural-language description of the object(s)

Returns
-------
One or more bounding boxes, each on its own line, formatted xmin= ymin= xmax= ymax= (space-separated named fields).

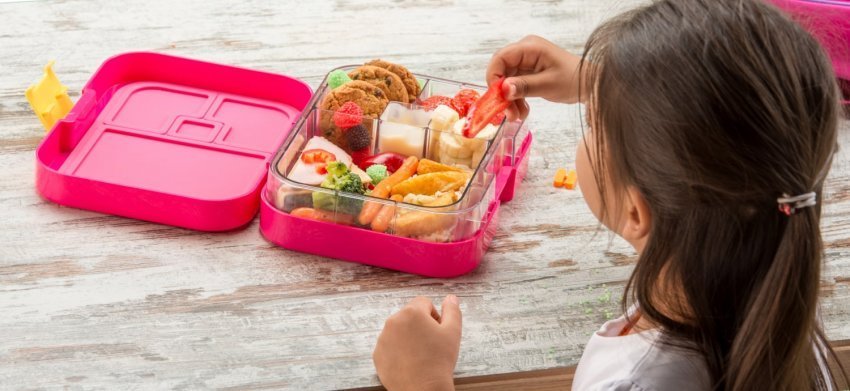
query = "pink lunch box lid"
xmin=34 ymin=52 xmax=313 ymax=231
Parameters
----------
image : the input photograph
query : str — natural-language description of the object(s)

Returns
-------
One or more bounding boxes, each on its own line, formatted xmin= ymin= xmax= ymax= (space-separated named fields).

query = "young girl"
xmin=372 ymin=0 xmax=847 ymax=390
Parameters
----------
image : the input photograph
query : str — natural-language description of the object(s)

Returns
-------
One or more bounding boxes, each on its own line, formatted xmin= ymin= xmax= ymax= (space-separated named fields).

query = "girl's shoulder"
xmin=572 ymin=313 xmax=711 ymax=391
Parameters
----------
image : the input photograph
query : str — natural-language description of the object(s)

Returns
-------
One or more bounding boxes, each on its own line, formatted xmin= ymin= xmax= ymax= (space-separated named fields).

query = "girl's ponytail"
xmin=581 ymin=0 xmax=848 ymax=388
xmin=727 ymin=204 xmax=829 ymax=389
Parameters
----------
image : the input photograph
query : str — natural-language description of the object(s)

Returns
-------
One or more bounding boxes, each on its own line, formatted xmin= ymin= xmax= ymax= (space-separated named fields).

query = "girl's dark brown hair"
xmin=580 ymin=0 xmax=845 ymax=389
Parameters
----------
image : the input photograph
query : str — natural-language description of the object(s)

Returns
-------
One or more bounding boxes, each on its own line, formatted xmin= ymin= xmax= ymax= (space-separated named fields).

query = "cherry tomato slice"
xmin=301 ymin=149 xmax=336 ymax=164
xmin=463 ymin=77 xmax=510 ymax=138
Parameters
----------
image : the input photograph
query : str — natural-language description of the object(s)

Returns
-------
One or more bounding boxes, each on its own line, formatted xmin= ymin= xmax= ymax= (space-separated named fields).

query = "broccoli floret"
xmin=325 ymin=161 xmax=349 ymax=178
xmin=321 ymin=171 xmax=364 ymax=194
xmin=366 ymin=164 xmax=388 ymax=184
xmin=313 ymin=163 xmax=366 ymax=215
xmin=312 ymin=190 xmax=337 ymax=212
xmin=312 ymin=190 xmax=364 ymax=216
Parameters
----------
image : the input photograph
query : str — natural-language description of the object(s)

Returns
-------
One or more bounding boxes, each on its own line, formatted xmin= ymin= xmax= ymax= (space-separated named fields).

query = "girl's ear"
xmin=621 ymin=186 xmax=652 ymax=246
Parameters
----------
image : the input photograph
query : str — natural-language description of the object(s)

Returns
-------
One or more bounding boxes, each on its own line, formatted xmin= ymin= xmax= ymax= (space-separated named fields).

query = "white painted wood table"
xmin=2 ymin=1 xmax=848 ymax=389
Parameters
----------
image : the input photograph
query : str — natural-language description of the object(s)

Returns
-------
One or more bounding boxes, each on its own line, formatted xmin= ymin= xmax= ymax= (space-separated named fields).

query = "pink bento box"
xmin=768 ymin=0 xmax=850 ymax=105
xmin=34 ymin=52 xmax=532 ymax=278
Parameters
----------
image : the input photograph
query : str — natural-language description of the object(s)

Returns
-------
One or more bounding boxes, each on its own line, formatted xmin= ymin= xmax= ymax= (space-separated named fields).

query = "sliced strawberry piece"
xmin=489 ymin=112 xmax=506 ymax=126
xmin=463 ymin=77 xmax=510 ymax=138
xmin=419 ymin=95 xmax=455 ymax=112
xmin=452 ymin=89 xmax=480 ymax=117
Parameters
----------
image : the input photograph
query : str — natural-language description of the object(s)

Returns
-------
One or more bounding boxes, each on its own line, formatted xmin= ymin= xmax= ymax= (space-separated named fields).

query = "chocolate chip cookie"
xmin=348 ymin=65 xmax=409 ymax=103
xmin=366 ymin=59 xmax=420 ymax=103
xmin=319 ymin=80 xmax=388 ymax=151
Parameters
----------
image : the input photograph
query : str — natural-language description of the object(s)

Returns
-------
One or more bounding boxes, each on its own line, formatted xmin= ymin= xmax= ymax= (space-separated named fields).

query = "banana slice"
xmin=471 ymin=148 xmax=485 ymax=168
xmin=442 ymin=134 xmax=473 ymax=159
xmin=429 ymin=105 xmax=459 ymax=132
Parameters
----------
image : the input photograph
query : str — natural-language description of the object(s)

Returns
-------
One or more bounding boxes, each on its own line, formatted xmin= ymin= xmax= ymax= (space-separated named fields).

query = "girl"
xmin=372 ymin=0 xmax=847 ymax=390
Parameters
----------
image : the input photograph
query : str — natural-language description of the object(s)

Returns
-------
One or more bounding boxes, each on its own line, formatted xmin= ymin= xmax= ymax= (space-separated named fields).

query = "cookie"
xmin=348 ymin=65 xmax=409 ymax=103
xmin=319 ymin=81 xmax=388 ymax=150
xmin=366 ymin=59 xmax=420 ymax=103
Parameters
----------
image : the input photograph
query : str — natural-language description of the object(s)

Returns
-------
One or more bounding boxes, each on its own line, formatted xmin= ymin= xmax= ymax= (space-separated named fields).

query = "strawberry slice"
xmin=489 ymin=112 xmax=506 ymax=126
xmin=463 ymin=77 xmax=510 ymax=138
xmin=419 ymin=95 xmax=455 ymax=112
xmin=452 ymin=89 xmax=480 ymax=117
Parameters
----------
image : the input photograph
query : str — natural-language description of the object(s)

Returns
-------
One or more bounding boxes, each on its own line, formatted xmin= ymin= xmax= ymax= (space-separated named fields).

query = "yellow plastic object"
xmin=26 ymin=61 xmax=74 ymax=131
xmin=564 ymin=169 xmax=578 ymax=190
xmin=553 ymin=168 xmax=566 ymax=187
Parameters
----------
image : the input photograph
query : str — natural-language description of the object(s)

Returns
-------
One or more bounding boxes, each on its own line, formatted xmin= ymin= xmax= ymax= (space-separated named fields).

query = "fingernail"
xmin=446 ymin=294 xmax=459 ymax=305
xmin=507 ymin=83 xmax=517 ymax=99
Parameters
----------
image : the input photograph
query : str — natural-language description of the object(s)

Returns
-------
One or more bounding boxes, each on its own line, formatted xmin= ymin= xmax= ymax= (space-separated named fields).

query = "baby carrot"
xmin=358 ymin=156 xmax=419 ymax=225
xmin=564 ymin=169 xmax=578 ymax=189
xmin=371 ymin=194 xmax=404 ymax=233
xmin=291 ymin=207 xmax=355 ymax=225
xmin=553 ymin=168 xmax=567 ymax=187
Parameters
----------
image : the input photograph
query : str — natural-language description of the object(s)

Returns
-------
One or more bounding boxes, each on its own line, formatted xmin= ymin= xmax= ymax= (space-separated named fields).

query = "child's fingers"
xmin=506 ymin=103 xmax=520 ymax=122
xmin=516 ymin=99 xmax=530 ymax=120
xmin=505 ymin=99 xmax=530 ymax=122
xmin=439 ymin=295 xmax=462 ymax=333
xmin=504 ymin=72 xmax=557 ymax=101
xmin=486 ymin=38 xmax=547 ymax=85
xmin=407 ymin=296 xmax=441 ymax=321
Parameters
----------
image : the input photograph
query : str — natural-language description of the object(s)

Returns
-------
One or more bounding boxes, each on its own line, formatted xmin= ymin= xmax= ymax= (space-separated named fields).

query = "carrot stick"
xmin=564 ymin=169 xmax=578 ymax=190
xmin=553 ymin=168 xmax=567 ymax=187
xmin=291 ymin=207 xmax=354 ymax=225
xmin=371 ymin=194 xmax=404 ymax=233
xmin=358 ymin=156 xmax=419 ymax=225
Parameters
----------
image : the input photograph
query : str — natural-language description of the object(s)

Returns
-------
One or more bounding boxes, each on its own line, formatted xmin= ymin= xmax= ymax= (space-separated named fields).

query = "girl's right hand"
xmin=486 ymin=35 xmax=585 ymax=120
xmin=373 ymin=295 xmax=462 ymax=391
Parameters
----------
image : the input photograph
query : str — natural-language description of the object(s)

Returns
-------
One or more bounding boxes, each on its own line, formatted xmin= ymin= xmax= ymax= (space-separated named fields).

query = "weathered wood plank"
xmin=1 ymin=0 xmax=848 ymax=390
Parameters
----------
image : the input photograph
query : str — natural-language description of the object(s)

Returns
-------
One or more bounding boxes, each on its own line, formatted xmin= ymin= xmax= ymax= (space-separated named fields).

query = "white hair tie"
xmin=777 ymin=192 xmax=817 ymax=216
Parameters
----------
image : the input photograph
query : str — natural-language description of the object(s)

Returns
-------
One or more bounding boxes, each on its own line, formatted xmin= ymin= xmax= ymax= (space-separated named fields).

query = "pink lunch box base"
xmin=259 ymin=194 xmax=500 ymax=278
xmin=259 ymin=133 xmax=532 ymax=278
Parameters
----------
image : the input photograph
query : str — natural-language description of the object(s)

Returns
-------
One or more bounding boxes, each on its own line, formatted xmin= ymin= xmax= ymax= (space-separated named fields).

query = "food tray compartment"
xmin=267 ymin=106 xmax=507 ymax=243
xmin=264 ymin=66 xmax=532 ymax=244
xmin=293 ymin=66 xmax=531 ymax=169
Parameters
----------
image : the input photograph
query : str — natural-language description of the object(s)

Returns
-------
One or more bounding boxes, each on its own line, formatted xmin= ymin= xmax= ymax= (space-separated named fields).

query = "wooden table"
xmin=2 ymin=1 xmax=848 ymax=389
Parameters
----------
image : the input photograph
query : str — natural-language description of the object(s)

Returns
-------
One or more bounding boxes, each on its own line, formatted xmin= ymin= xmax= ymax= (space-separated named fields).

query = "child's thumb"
xmin=502 ymin=77 xmax=525 ymax=100
xmin=440 ymin=294 xmax=463 ymax=332
xmin=504 ymin=73 xmax=551 ymax=101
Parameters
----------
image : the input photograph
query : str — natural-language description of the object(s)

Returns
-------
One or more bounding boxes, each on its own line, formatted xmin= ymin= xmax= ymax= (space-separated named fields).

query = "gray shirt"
xmin=571 ymin=309 xmax=710 ymax=390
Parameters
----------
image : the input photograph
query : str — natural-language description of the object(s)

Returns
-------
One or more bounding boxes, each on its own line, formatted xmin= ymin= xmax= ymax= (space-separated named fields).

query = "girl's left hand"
xmin=372 ymin=295 xmax=462 ymax=391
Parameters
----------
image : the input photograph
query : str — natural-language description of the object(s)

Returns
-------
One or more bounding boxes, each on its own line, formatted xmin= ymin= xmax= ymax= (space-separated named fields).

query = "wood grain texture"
xmin=0 ymin=0 xmax=848 ymax=390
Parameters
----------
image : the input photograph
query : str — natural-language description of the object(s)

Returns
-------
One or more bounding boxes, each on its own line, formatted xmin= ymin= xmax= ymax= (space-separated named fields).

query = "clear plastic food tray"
xmin=259 ymin=67 xmax=532 ymax=277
